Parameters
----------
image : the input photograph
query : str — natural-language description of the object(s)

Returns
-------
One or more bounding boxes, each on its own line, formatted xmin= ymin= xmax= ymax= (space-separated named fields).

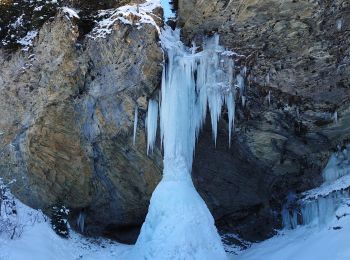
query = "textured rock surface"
xmin=0 ymin=7 xmax=163 ymax=243
xmin=0 ymin=0 xmax=144 ymax=50
xmin=1 ymin=0 xmax=350 ymax=246
xmin=180 ymin=0 xmax=350 ymax=241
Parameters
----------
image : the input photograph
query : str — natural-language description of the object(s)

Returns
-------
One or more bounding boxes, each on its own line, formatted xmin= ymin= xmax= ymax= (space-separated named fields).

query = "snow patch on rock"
xmin=16 ymin=30 xmax=38 ymax=51
xmin=89 ymin=0 xmax=161 ymax=39
xmin=62 ymin=7 xmax=80 ymax=19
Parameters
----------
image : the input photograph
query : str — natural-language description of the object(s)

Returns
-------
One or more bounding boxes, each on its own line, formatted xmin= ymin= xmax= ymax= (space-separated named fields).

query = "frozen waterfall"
xmin=146 ymin=99 xmax=158 ymax=154
xmin=282 ymin=145 xmax=350 ymax=229
xmin=127 ymin=27 xmax=245 ymax=259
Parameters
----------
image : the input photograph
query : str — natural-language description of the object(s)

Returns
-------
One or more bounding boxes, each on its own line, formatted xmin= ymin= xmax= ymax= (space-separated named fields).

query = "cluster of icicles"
xmin=282 ymin=146 xmax=350 ymax=229
xmin=128 ymin=27 xmax=246 ymax=259
xmin=134 ymin=29 xmax=246 ymax=159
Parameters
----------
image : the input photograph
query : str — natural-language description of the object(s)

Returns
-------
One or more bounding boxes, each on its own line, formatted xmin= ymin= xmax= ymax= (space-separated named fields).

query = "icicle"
xmin=282 ymin=193 xmax=298 ymax=229
xmin=241 ymin=66 xmax=247 ymax=77
xmin=133 ymin=106 xmax=138 ymax=146
xmin=241 ymin=95 xmax=246 ymax=107
xmin=296 ymin=107 xmax=300 ymax=119
xmin=236 ymin=74 xmax=245 ymax=93
xmin=334 ymin=111 xmax=338 ymax=123
xmin=323 ymin=146 xmax=350 ymax=182
xmin=226 ymin=93 xmax=235 ymax=147
xmin=300 ymin=191 xmax=350 ymax=227
xmin=226 ymin=59 xmax=235 ymax=146
xmin=77 ymin=211 xmax=85 ymax=233
xmin=268 ymin=90 xmax=271 ymax=105
xmin=208 ymin=91 xmax=224 ymax=145
xmin=282 ymin=145 xmax=350 ymax=230
xmin=336 ymin=19 xmax=342 ymax=31
xmin=190 ymin=41 xmax=198 ymax=54
xmin=282 ymin=207 xmax=298 ymax=229
xmin=146 ymin=99 xmax=158 ymax=155
xmin=266 ymin=73 xmax=270 ymax=85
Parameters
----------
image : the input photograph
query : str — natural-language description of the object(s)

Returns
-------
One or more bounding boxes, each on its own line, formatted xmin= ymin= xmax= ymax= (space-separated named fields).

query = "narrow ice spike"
xmin=133 ymin=106 xmax=138 ymax=146
xmin=146 ymin=99 xmax=158 ymax=154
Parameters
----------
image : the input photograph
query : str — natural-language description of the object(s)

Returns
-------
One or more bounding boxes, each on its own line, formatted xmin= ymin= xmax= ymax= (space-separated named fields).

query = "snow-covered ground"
xmin=1 ymin=220 xmax=130 ymax=260
xmin=0 ymin=185 xmax=132 ymax=260
xmin=231 ymin=202 xmax=350 ymax=260
xmin=2 ymin=190 xmax=350 ymax=260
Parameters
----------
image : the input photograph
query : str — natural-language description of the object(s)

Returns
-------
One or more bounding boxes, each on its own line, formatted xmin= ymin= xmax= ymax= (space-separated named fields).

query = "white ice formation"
xmin=128 ymin=26 xmax=247 ymax=259
xmin=146 ymin=99 xmax=159 ymax=154
xmin=282 ymin=145 xmax=350 ymax=229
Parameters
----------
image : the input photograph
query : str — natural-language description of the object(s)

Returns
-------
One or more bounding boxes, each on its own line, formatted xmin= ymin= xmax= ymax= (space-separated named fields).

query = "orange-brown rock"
xmin=0 ymin=7 xmax=162 ymax=243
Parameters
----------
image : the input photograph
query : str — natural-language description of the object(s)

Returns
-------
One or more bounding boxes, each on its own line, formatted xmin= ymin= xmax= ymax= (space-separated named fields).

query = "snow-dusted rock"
xmin=0 ymin=2 xmax=163 ymax=243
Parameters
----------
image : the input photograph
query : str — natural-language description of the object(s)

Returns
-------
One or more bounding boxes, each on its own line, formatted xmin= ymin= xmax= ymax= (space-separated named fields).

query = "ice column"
xmin=130 ymin=27 xmax=240 ymax=260
xmin=133 ymin=106 xmax=138 ymax=145
xmin=146 ymin=99 xmax=158 ymax=154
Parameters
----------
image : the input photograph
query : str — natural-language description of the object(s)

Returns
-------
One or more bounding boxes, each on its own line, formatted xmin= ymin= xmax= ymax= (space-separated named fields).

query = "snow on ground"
xmin=0 ymin=187 xmax=132 ymax=260
xmin=3 ymin=192 xmax=350 ymax=260
xmin=230 ymin=201 xmax=350 ymax=260
xmin=0 ymin=181 xmax=226 ymax=260
xmin=0 ymin=221 xmax=130 ymax=260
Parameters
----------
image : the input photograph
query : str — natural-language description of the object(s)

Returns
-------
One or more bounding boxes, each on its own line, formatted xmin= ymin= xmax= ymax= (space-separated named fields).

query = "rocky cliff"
xmin=1 ymin=0 xmax=350 ymax=245
xmin=0 ymin=1 xmax=163 ymax=243
xmin=180 ymin=0 xmax=350 ymax=241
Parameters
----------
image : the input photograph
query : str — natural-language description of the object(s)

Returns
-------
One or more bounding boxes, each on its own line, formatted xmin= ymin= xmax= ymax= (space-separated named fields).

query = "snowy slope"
xmin=231 ymin=202 xmax=350 ymax=260
xmin=3 ymin=192 xmax=350 ymax=260
xmin=0 ymin=190 xmax=132 ymax=260
xmin=0 ymin=179 xmax=131 ymax=260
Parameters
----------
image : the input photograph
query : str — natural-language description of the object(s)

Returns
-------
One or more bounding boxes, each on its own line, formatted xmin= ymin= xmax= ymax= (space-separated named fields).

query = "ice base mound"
xmin=129 ymin=177 xmax=227 ymax=260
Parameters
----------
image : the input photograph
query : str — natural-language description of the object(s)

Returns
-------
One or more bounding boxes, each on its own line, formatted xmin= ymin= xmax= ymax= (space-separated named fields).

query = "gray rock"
xmin=179 ymin=0 xmax=350 ymax=241
xmin=0 ymin=9 xmax=163 ymax=243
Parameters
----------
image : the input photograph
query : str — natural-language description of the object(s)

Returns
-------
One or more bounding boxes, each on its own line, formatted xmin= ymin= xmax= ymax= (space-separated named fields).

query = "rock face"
xmin=1 ymin=0 xmax=350 ymax=246
xmin=0 ymin=6 xmax=163 ymax=243
xmin=0 ymin=0 xmax=146 ymax=50
xmin=179 ymin=0 xmax=350 ymax=241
